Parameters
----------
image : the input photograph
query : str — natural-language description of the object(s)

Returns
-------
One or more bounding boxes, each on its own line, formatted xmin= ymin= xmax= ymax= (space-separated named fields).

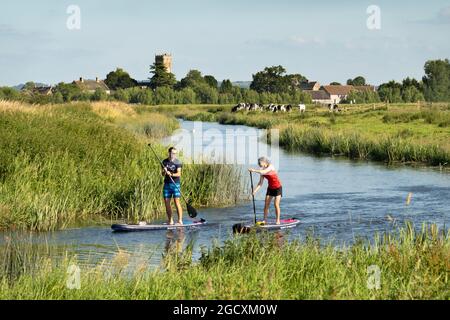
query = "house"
xmin=304 ymin=90 xmax=334 ymax=104
xmin=73 ymin=77 xmax=111 ymax=94
xmin=30 ymin=86 xmax=54 ymax=95
xmin=300 ymin=81 xmax=321 ymax=91
xmin=304 ymin=83 xmax=378 ymax=104
xmin=321 ymin=85 xmax=354 ymax=104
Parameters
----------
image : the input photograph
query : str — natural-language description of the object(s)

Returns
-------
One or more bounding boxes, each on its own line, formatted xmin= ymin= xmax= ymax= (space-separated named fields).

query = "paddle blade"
xmin=232 ymin=223 xmax=251 ymax=234
xmin=187 ymin=203 xmax=197 ymax=218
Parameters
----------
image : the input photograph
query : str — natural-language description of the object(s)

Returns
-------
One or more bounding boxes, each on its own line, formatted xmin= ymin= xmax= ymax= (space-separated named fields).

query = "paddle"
xmin=148 ymin=144 xmax=198 ymax=218
xmin=249 ymin=171 xmax=257 ymax=225
xmin=232 ymin=171 xmax=258 ymax=234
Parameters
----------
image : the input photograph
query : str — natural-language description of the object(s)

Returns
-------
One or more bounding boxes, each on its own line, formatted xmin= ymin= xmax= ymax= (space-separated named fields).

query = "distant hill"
xmin=13 ymin=83 xmax=49 ymax=90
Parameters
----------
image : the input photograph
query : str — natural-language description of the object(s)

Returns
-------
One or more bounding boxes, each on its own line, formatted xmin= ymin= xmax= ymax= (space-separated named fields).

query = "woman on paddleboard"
xmin=162 ymin=147 xmax=183 ymax=225
xmin=249 ymin=157 xmax=282 ymax=225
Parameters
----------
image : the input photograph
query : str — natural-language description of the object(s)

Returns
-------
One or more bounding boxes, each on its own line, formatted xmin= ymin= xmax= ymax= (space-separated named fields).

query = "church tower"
xmin=155 ymin=53 xmax=172 ymax=73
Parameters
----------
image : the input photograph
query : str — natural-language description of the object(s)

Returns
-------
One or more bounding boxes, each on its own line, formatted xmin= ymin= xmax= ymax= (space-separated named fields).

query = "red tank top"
xmin=263 ymin=167 xmax=282 ymax=189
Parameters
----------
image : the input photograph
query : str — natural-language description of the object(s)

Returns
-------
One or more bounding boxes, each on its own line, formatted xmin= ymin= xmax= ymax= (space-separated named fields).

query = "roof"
xmin=322 ymin=85 xmax=354 ymax=96
xmin=31 ymin=86 xmax=53 ymax=95
xmin=300 ymin=81 xmax=320 ymax=91
xmin=304 ymin=90 xmax=330 ymax=100
xmin=73 ymin=79 xmax=110 ymax=91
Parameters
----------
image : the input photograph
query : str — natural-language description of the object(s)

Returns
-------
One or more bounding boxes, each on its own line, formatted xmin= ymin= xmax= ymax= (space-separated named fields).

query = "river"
xmin=2 ymin=120 xmax=449 ymax=268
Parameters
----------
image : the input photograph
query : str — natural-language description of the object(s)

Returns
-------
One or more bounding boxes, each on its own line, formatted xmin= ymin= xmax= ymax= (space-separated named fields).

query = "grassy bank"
xmin=0 ymin=101 xmax=245 ymax=231
xmin=0 ymin=223 xmax=448 ymax=299
xmin=154 ymin=103 xmax=450 ymax=166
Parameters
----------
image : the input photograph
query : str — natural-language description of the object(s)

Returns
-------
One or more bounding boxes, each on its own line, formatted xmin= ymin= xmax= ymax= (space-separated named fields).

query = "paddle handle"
xmin=249 ymin=171 xmax=257 ymax=224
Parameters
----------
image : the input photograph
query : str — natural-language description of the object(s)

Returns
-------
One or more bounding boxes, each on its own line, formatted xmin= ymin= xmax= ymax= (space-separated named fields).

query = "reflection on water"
xmin=165 ymin=229 xmax=185 ymax=255
xmin=1 ymin=120 xmax=449 ymax=268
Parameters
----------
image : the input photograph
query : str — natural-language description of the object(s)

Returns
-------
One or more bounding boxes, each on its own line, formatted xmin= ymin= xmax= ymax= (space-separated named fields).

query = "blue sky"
xmin=1 ymin=0 xmax=449 ymax=86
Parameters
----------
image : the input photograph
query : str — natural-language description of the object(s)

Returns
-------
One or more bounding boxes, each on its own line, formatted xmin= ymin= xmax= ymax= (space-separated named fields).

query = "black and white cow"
xmin=232 ymin=103 xmax=246 ymax=112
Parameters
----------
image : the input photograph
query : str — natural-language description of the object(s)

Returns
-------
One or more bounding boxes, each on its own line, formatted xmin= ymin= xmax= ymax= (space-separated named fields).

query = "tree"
xmin=194 ymin=83 xmax=218 ymax=104
xmin=91 ymin=88 xmax=108 ymax=101
xmin=347 ymin=76 xmax=366 ymax=86
xmin=105 ymin=68 xmax=137 ymax=90
xmin=378 ymin=81 xmax=403 ymax=103
xmin=54 ymin=82 xmax=82 ymax=102
xmin=177 ymin=88 xmax=197 ymax=104
xmin=113 ymin=88 xmax=131 ymax=102
xmin=220 ymin=79 xmax=234 ymax=93
xmin=422 ymin=59 xmax=450 ymax=102
xmin=204 ymin=75 xmax=218 ymax=89
xmin=135 ymin=89 xmax=154 ymax=105
xmin=149 ymin=61 xmax=176 ymax=89
xmin=0 ymin=87 xmax=21 ymax=101
xmin=286 ymin=73 xmax=308 ymax=90
xmin=177 ymin=70 xmax=205 ymax=89
xmin=330 ymin=82 xmax=341 ymax=85
xmin=250 ymin=65 xmax=290 ymax=93
xmin=402 ymin=86 xmax=424 ymax=103
xmin=52 ymin=92 xmax=64 ymax=104
xmin=23 ymin=82 xmax=36 ymax=91
xmin=154 ymin=87 xmax=176 ymax=104
xmin=345 ymin=90 xmax=380 ymax=104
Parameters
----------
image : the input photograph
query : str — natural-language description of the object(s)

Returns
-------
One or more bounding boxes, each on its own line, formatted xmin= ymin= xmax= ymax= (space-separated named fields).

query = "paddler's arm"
xmin=252 ymin=175 xmax=264 ymax=195
xmin=170 ymin=168 xmax=181 ymax=178
xmin=249 ymin=166 xmax=273 ymax=175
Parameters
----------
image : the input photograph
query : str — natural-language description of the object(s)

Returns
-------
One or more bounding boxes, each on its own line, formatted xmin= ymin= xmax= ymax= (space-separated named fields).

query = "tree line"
xmin=0 ymin=59 xmax=449 ymax=105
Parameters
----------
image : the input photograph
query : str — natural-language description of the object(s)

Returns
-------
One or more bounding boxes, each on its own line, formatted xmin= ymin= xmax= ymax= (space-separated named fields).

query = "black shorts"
xmin=266 ymin=186 xmax=282 ymax=197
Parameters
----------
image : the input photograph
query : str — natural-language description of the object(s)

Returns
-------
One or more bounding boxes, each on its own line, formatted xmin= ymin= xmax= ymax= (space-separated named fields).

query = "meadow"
xmin=0 ymin=101 xmax=245 ymax=231
xmin=0 ymin=223 xmax=448 ymax=299
xmin=150 ymin=103 xmax=450 ymax=167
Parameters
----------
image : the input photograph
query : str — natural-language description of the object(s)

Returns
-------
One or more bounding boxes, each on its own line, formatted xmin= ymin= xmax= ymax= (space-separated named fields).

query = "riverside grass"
xmin=0 ymin=223 xmax=448 ymax=299
xmin=0 ymin=101 xmax=244 ymax=231
xmin=152 ymin=103 xmax=450 ymax=166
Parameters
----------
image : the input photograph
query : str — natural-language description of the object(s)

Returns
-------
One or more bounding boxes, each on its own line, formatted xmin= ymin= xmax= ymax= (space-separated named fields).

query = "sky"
xmin=1 ymin=0 xmax=450 ymax=86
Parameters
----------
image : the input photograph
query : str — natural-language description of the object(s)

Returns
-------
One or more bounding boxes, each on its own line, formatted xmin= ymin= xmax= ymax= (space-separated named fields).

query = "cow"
xmin=328 ymin=104 xmax=340 ymax=112
xmin=232 ymin=103 xmax=246 ymax=112
xmin=298 ymin=104 xmax=306 ymax=113
xmin=286 ymin=104 xmax=293 ymax=112
xmin=266 ymin=104 xmax=276 ymax=112
xmin=274 ymin=105 xmax=286 ymax=113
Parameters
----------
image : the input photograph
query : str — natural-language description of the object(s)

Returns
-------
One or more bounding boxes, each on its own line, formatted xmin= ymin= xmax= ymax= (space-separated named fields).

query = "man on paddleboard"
xmin=162 ymin=147 xmax=183 ymax=225
xmin=249 ymin=157 xmax=282 ymax=225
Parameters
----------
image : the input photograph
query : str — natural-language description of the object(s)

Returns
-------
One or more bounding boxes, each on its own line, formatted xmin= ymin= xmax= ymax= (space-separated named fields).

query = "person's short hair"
xmin=258 ymin=156 xmax=270 ymax=165
xmin=168 ymin=147 xmax=177 ymax=154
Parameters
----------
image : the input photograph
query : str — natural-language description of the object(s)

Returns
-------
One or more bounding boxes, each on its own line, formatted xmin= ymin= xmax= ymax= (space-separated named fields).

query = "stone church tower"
xmin=155 ymin=53 xmax=173 ymax=73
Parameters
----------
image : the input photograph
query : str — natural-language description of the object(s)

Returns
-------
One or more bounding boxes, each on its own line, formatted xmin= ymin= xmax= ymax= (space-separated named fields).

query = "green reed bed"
xmin=0 ymin=101 xmax=244 ymax=231
xmin=0 ymin=223 xmax=448 ymax=299
xmin=278 ymin=125 xmax=450 ymax=166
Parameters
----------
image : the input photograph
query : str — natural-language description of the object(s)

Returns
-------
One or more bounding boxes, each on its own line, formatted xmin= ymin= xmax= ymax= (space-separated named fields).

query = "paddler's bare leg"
xmin=174 ymin=198 xmax=183 ymax=225
xmin=264 ymin=196 xmax=272 ymax=223
xmin=164 ymin=198 xmax=174 ymax=225
xmin=274 ymin=195 xmax=281 ymax=225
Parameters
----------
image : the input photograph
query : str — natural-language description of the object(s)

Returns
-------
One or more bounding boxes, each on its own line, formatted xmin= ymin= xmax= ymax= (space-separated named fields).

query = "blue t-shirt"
xmin=162 ymin=158 xmax=182 ymax=184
